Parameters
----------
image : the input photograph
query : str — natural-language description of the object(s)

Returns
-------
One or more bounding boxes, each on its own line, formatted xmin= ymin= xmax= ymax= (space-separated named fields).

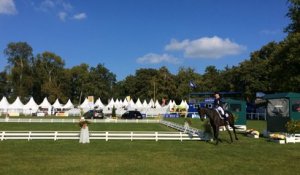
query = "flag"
xmin=189 ymin=81 xmax=196 ymax=89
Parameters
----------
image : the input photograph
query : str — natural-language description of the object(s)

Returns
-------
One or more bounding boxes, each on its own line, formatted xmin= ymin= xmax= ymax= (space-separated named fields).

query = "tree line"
xmin=0 ymin=0 xmax=299 ymax=105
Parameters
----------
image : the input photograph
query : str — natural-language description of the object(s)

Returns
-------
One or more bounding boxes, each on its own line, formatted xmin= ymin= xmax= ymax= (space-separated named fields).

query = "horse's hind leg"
xmin=230 ymin=123 xmax=238 ymax=140
xmin=225 ymin=124 xmax=233 ymax=143
xmin=233 ymin=127 xmax=238 ymax=140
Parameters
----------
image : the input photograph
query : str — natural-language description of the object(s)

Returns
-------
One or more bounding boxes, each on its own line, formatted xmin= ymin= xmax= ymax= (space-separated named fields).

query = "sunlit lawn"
xmin=0 ymin=119 xmax=299 ymax=175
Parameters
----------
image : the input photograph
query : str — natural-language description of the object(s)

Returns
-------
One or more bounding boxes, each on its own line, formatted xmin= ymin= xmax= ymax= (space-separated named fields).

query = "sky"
xmin=0 ymin=0 xmax=289 ymax=81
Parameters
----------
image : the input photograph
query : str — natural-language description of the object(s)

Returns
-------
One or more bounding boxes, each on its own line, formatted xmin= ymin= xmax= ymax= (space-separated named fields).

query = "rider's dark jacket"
xmin=213 ymin=98 xmax=222 ymax=108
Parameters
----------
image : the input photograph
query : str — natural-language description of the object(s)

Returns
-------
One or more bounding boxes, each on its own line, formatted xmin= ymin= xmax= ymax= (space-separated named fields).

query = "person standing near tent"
xmin=79 ymin=117 xmax=90 ymax=144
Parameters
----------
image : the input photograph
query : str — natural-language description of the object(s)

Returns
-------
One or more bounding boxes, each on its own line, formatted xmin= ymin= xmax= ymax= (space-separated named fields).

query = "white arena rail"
xmin=0 ymin=131 xmax=206 ymax=141
xmin=285 ymin=134 xmax=300 ymax=143
xmin=0 ymin=118 xmax=160 ymax=123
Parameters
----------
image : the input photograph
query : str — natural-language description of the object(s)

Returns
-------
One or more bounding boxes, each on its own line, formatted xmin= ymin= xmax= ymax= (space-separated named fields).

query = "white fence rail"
xmin=0 ymin=118 xmax=210 ymax=141
xmin=0 ymin=118 xmax=160 ymax=123
xmin=0 ymin=131 xmax=204 ymax=141
xmin=247 ymin=112 xmax=266 ymax=120
xmin=285 ymin=134 xmax=300 ymax=143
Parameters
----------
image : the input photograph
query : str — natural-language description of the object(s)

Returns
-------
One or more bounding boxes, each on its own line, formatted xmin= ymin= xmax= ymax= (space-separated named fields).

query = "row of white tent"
xmin=0 ymin=96 xmax=189 ymax=116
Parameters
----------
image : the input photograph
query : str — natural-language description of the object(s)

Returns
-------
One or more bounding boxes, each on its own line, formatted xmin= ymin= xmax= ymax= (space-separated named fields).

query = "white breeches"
xmin=216 ymin=106 xmax=225 ymax=115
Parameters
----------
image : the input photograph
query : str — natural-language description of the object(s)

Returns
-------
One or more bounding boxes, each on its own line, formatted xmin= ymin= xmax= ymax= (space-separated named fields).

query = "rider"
xmin=213 ymin=92 xmax=227 ymax=121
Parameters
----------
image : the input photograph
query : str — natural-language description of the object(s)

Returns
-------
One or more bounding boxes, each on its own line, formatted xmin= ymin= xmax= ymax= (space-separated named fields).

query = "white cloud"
xmin=58 ymin=11 xmax=67 ymax=21
xmin=137 ymin=53 xmax=181 ymax=64
xmin=39 ymin=0 xmax=55 ymax=11
xmin=39 ymin=0 xmax=72 ymax=11
xmin=165 ymin=36 xmax=246 ymax=59
xmin=36 ymin=1 xmax=86 ymax=21
xmin=0 ymin=0 xmax=17 ymax=15
xmin=260 ymin=29 xmax=280 ymax=35
xmin=73 ymin=12 xmax=86 ymax=20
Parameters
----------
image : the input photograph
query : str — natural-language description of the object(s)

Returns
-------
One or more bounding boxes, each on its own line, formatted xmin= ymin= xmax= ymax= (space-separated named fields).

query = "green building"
xmin=223 ymin=98 xmax=247 ymax=130
xmin=264 ymin=92 xmax=300 ymax=132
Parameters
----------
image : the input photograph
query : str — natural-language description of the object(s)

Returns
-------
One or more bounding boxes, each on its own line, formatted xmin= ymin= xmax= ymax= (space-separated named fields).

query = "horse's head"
xmin=197 ymin=107 xmax=206 ymax=121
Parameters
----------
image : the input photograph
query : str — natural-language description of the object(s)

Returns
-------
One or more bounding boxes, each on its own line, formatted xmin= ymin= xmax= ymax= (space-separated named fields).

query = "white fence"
xmin=285 ymin=134 xmax=300 ymax=143
xmin=0 ymin=118 xmax=160 ymax=123
xmin=0 ymin=131 xmax=204 ymax=141
xmin=0 ymin=118 xmax=210 ymax=141
xmin=247 ymin=112 xmax=266 ymax=120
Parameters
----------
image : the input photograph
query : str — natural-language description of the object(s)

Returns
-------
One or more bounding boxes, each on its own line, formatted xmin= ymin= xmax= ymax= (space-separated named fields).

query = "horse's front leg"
xmin=231 ymin=125 xmax=239 ymax=140
xmin=228 ymin=121 xmax=238 ymax=140
xmin=213 ymin=125 xmax=221 ymax=145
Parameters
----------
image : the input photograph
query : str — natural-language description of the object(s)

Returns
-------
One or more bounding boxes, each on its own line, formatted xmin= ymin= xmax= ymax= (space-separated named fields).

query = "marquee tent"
xmin=0 ymin=96 xmax=10 ymax=113
xmin=80 ymin=98 xmax=94 ymax=112
xmin=63 ymin=99 xmax=74 ymax=109
xmin=39 ymin=97 xmax=52 ymax=115
xmin=8 ymin=97 xmax=24 ymax=113
xmin=135 ymin=98 xmax=143 ymax=109
xmin=94 ymin=98 xmax=105 ymax=109
xmin=52 ymin=99 xmax=63 ymax=110
xmin=23 ymin=97 xmax=39 ymax=115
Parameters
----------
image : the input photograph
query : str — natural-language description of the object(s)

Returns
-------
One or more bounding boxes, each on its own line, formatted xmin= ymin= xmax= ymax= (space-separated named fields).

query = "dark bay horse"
xmin=198 ymin=107 xmax=238 ymax=145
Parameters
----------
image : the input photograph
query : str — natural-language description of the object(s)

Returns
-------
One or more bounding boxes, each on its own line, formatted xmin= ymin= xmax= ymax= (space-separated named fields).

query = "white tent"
xmin=8 ymin=97 xmax=24 ymax=113
xmin=142 ymin=100 xmax=149 ymax=108
xmin=148 ymin=99 xmax=155 ymax=108
xmin=39 ymin=97 xmax=52 ymax=115
xmin=52 ymin=99 xmax=63 ymax=110
xmin=0 ymin=96 xmax=10 ymax=113
xmin=106 ymin=98 xmax=115 ymax=109
xmin=135 ymin=98 xmax=143 ymax=109
xmin=94 ymin=98 xmax=105 ymax=109
xmin=127 ymin=99 xmax=136 ymax=110
xmin=23 ymin=97 xmax=39 ymax=115
xmin=122 ymin=99 xmax=129 ymax=108
xmin=179 ymin=100 xmax=189 ymax=110
xmin=80 ymin=98 xmax=94 ymax=112
xmin=154 ymin=100 xmax=161 ymax=108
xmin=114 ymin=99 xmax=122 ymax=108
xmin=63 ymin=99 xmax=74 ymax=109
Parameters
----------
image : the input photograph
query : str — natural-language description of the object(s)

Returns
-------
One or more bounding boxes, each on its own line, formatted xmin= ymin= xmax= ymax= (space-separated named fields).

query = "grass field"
xmin=0 ymin=119 xmax=299 ymax=175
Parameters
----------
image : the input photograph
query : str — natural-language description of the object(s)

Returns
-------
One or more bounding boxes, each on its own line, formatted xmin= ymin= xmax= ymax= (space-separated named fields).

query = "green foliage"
xmin=286 ymin=120 xmax=300 ymax=134
xmin=112 ymin=105 xmax=116 ymax=117
xmin=285 ymin=0 xmax=300 ymax=34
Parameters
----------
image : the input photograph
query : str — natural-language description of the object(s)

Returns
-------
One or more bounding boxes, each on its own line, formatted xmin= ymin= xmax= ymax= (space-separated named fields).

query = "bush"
xmin=285 ymin=120 xmax=300 ymax=134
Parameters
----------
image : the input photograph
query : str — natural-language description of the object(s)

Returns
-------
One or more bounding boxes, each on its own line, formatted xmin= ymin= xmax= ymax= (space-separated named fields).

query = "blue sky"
xmin=0 ymin=0 xmax=289 ymax=80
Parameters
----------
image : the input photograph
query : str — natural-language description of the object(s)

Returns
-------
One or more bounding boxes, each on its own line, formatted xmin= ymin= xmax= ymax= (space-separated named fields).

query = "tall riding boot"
xmin=223 ymin=115 xmax=229 ymax=124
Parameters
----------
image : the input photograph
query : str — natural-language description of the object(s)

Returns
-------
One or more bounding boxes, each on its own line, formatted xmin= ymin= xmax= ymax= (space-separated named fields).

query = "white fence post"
xmin=28 ymin=131 xmax=31 ymax=141
xmin=54 ymin=131 xmax=58 ymax=141
xmin=155 ymin=132 xmax=158 ymax=141
xmin=1 ymin=131 xmax=4 ymax=141
xmin=180 ymin=132 xmax=182 ymax=142
xmin=106 ymin=132 xmax=108 ymax=141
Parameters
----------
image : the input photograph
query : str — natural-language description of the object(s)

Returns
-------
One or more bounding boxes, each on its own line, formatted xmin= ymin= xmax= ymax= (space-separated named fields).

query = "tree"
xmin=155 ymin=67 xmax=176 ymax=102
xmin=136 ymin=68 xmax=158 ymax=100
xmin=4 ymin=42 xmax=33 ymax=99
xmin=33 ymin=51 xmax=66 ymax=103
xmin=269 ymin=33 xmax=300 ymax=91
xmin=202 ymin=66 xmax=220 ymax=92
xmin=175 ymin=67 xmax=201 ymax=102
xmin=87 ymin=64 xmax=116 ymax=103
xmin=0 ymin=71 xmax=10 ymax=97
xmin=285 ymin=0 xmax=300 ymax=34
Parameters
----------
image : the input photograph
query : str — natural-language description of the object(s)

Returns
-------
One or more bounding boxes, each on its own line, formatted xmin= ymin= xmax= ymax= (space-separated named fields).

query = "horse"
xmin=198 ymin=107 xmax=238 ymax=145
